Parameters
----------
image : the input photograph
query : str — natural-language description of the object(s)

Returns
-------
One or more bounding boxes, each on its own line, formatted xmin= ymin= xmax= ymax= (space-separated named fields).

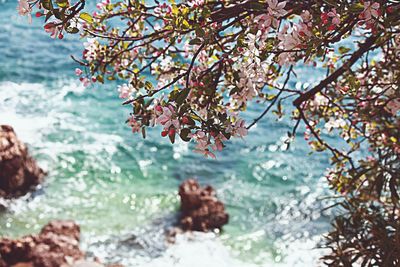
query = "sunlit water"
xmin=1 ymin=1 xmax=336 ymax=266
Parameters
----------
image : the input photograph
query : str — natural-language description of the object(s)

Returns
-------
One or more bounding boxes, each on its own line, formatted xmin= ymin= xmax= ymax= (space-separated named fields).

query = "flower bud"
xmin=181 ymin=116 xmax=189 ymax=125
xmin=168 ymin=128 xmax=176 ymax=137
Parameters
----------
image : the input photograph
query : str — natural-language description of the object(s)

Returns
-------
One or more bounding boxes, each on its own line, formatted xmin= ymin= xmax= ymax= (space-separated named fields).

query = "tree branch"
xmin=293 ymin=35 xmax=379 ymax=108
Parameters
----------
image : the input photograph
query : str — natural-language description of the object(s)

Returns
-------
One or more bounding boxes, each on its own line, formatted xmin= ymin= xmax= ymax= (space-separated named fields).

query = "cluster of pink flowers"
xmin=385 ymin=98 xmax=400 ymax=116
xmin=117 ymin=84 xmax=134 ymax=99
xmin=154 ymin=3 xmax=172 ymax=16
xmin=17 ymin=0 xmax=33 ymax=23
xmin=83 ymin=38 xmax=99 ymax=62
xmin=44 ymin=22 xmax=64 ymax=39
xmin=227 ymin=119 xmax=248 ymax=138
xmin=143 ymin=100 xmax=249 ymax=158
xmin=75 ymin=68 xmax=95 ymax=87
xmin=96 ymin=0 xmax=110 ymax=10
xmin=128 ymin=117 xmax=142 ymax=133
xmin=359 ymin=1 xmax=380 ymax=29
xmin=321 ymin=8 xmax=341 ymax=31
xmin=155 ymin=105 xmax=180 ymax=133
xmin=254 ymin=0 xmax=287 ymax=32
xmin=190 ymin=131 xmax=216 ymax=158
xmin=276 ymin=15 xmax=312 ymax=65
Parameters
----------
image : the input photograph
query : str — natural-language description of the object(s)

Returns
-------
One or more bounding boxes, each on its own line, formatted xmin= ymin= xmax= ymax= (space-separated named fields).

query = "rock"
xmin=178 ymin=179 xmax=229 ymax=232
xmin=0 ymin=220 xmax=84 ymax=267
xmin=41 ymin=220 xmax=81 ymax=242
xmin=0 ymin=125 xmax=45 ymax=199
xmin=0 ymin=221 xmax=123 ymax=267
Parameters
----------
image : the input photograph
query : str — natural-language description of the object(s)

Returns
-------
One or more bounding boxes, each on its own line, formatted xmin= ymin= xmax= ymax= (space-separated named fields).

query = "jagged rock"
xmin=40 ymin=220 xmax=81 ymax=242
xmin=0 ymin=221 xmax=123 ymax=267
xmin=0 ymin=125 xmax=45 ymax=198
xmin=0 ymin=220 xmax=83 ymax=267
xmin=178 ymin=179 xmax=229 ymax=232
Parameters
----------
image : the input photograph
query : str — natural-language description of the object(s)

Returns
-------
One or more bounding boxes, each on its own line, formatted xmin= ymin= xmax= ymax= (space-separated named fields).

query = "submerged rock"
xmin=0 ymin=220 xmax=83 ymax=267
xmin=0 ymin=125 xmax=45 ymax=199
xmin=0 ymin=220 xmax=122 ymax=267
xmin=178 ymin=179 xmax=229 ymax=232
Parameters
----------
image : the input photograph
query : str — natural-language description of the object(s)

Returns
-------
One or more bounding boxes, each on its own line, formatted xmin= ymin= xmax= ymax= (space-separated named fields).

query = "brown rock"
xmin=0 ymin=125 xmax=45 ymax=198
xmin=178 ymin=179 xmax=229 ymax=232
xmin=0 ymin=220 xmax=84 ymax=267
xmin=41 ymin=220 xmax=81 ymax=242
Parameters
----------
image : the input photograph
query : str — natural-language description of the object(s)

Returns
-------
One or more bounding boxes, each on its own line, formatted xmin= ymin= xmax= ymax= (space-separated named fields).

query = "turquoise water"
xmin=1 ymin=1 xmax=335 ymax=266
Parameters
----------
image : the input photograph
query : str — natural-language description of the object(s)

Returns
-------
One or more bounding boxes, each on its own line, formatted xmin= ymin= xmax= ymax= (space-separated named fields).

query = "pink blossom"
xmin=80 ymin=77 xmax=90 ymax=87
xmin=234 ymin=119 xmax=248 ymax=137
xmin=227 ymin=119 xmax=248 ymax=138
xmin=156 ymin=105 xmax=180 ymax=130
xmin=190 ymin=130 xmax=214 ymax=157
xmin=360 ymin=2 xmax=380 ymax=21
xmin=75 ymin=68 xmax=83 ymax=76
xmin=278 ymin=24 xmax=303 ymax=50
xmin=386 ymin=98 xmax=400 ymax=116
xmin=255 ymin=14 xmax=272 ymax=31
xmin=128 ymin=117 xmax=141 ymax=133
xmin=17 ymin=0 xmax=32 ymax=24
xmin=190 ymin=131 xmax=211 ymax=153
xmin=212 ymin=134 xmax=227 ymax=152
xmin=194 ymin=148 xmax=216 ymax=159
xmin=267 ymin=0 xmax=287 ymax=18
xmin=96 ymin=0 xmax=110 ymax=10
xmin=44 ymin=23 xmax=59 ymax=39
xmin=117 ymin=84 xmax=133 ymax=99
xmin=328 ymin=9 xmax=340 ymax=26
xmin=154 ymin=3 xmax=172 ymax=16
xmin=301 ymin=10 xmax=312 ymax=24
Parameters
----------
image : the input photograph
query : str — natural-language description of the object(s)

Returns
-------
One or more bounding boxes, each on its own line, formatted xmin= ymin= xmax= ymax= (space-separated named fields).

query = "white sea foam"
xmin=142 ymin=232 xmax=259 ymax=267
xmin=142 ymin=233 xmax=324 ymax=267
xmin=0 ymin=81 xmax=123 ymax=158
xmin=87 ymin=231 xmax=324 ymax=267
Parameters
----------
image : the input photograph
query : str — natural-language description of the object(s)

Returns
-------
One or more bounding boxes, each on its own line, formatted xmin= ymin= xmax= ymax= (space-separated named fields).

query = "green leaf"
xmin=349 ymin=3 xmax=364 ymax=12
xmin=41 ymin=0 xmax=54 ymax=10
xmin=338 ymin=46 xmax=351 ymax=55
xmin=56 ymin=0 xmax=69 ymax=8
xmin=96 ymin=75 xmax=104 ymax=84
xmin=176 ymin=88 xmax=190 ymax=105
xmin=53 ymin=8 xmax=64 ymax=20
xmin=221 ymin=131 xmax=231 ymax=140
xmin=186 ymin=116 xmax=195 ymax=126
xmin=189 ymin=38 xmax=202 ymax=45
xmin=190 ymin=114 xmax=201 ymax=121
xmin=322 ymin=0 xmax=338 ymax=7
xmin=179 ymin=128 xmax=192 ymax=142
xmin=181 ymin=19 xmax=190 ymax=29
xmin=79 ymin=12 xmax=93 ymax=23
xmin=195 ymin=27 xmax=205 ymax=37
xmin=144 ymin=81 xmax=153 ymax=91
xmin=66 ymin=27 xmax=79 ymax=34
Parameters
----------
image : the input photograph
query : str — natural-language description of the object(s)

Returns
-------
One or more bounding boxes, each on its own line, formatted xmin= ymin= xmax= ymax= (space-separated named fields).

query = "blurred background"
xmin=1 ymin=0 xmax=336 ymax=266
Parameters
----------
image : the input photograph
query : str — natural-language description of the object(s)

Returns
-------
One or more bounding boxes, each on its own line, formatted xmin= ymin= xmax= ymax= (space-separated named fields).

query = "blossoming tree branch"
xmin=18 ymin=0 xmax=400 ymax=265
